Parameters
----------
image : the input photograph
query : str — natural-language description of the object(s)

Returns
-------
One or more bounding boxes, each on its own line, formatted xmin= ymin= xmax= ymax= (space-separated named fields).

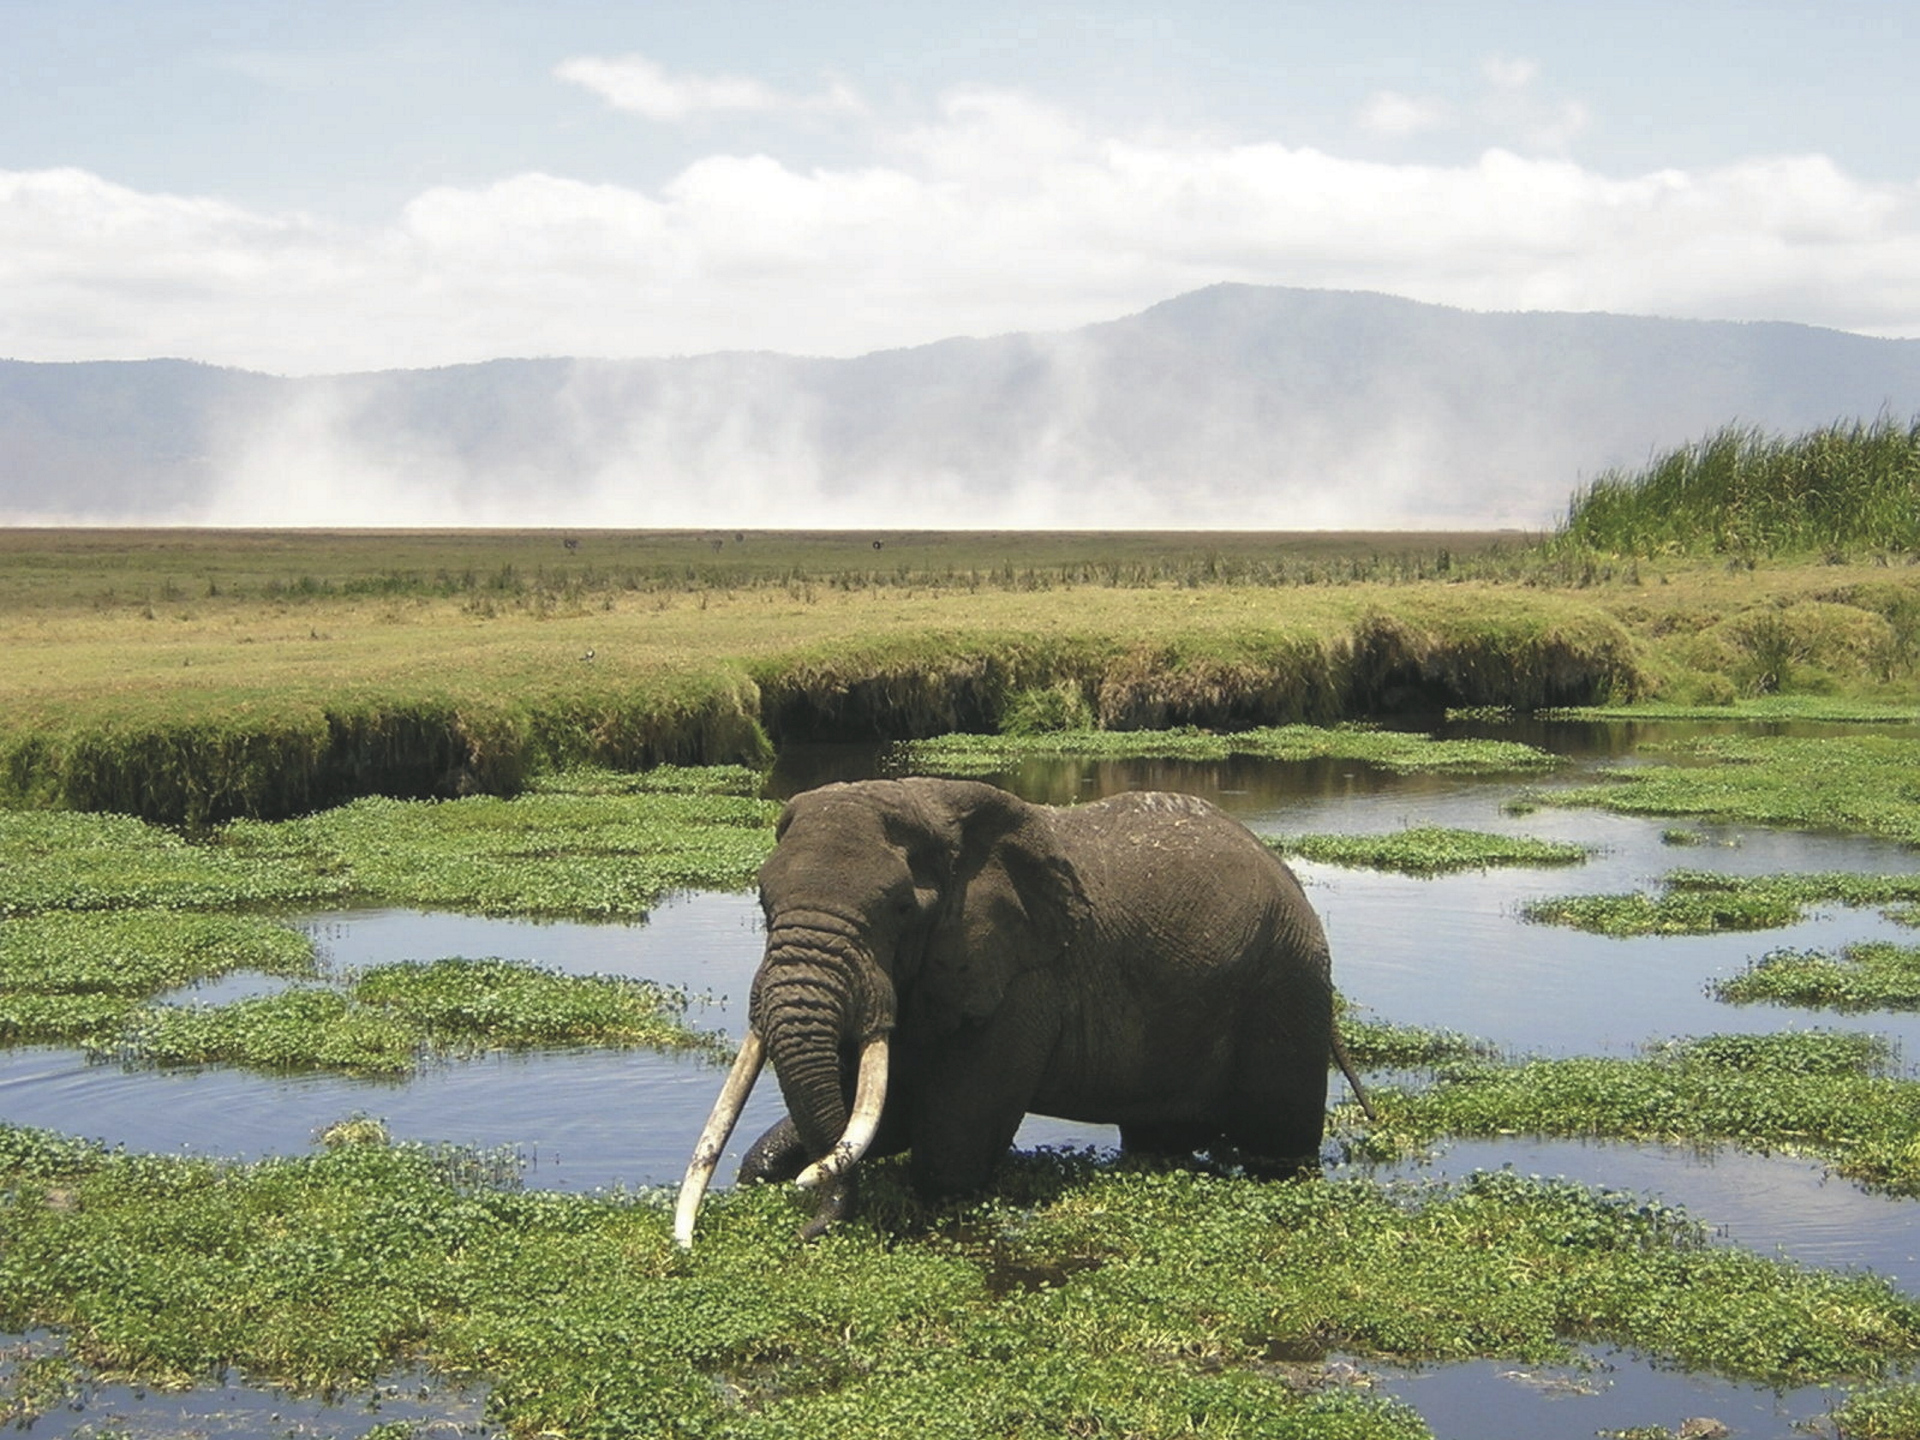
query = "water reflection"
xmin=0 ymin=1340 xmax=492 ymax=1440
xmin=1367 ymin=1348 xmax=1835 ymax=1440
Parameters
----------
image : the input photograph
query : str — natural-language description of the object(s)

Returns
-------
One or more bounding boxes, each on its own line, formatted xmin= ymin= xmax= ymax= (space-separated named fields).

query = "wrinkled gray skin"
xmin=725 ymin=777 xmax=1368 ymax=1238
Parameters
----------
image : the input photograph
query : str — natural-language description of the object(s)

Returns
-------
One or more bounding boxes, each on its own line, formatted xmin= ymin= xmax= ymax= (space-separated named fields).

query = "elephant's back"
xmin=1051 ymin=790 xmax=1316 ymax=957
xmin=1053 ymin=789 xmax=1278 ymax=873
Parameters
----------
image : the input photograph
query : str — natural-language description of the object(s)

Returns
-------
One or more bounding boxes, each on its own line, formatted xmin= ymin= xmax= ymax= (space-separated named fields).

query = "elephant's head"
xmin=674 ymin=778 xmax=1085 ymax=1248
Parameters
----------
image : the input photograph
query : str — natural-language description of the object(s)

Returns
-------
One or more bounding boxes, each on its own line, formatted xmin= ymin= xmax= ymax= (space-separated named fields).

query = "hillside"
xmin=5 ymin=285 xmax=1919 ymax=529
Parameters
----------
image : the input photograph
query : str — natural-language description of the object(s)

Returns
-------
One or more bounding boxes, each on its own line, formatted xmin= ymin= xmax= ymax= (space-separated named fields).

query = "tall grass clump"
xmin=1559 ymin=417 xmax=1920 ymax=558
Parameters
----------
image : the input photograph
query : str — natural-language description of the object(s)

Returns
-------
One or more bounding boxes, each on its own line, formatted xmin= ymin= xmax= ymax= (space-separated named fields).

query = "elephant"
xmin=674 ymin=777 xmax=1372 ymax=1247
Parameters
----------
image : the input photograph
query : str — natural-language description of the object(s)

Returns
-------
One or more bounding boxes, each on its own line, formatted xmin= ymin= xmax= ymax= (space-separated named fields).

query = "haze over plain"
xmin=4 ymin=2 xmax=1918 ymax=528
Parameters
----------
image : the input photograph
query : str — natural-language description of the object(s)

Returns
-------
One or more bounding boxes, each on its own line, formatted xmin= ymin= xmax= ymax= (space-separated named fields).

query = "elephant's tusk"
xmin=672 ymin=1027 xmax=766 ymax=1249
xmin=795 ymin=1034 xmax=890 ymax=1191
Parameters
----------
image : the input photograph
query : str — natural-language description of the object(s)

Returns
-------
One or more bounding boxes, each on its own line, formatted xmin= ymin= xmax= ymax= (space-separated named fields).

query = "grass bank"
xmin=7 ymin=522 xmax=1920 ymax=826
xmin=0 ymin=563 xmax=1647 ymax=822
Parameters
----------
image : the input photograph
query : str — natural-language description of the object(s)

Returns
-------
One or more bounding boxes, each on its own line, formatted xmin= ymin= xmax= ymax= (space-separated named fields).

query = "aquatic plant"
xmin=1373 ymin=1030 xmax=1920 ymax=1194
xmin=522 ymin=763 xmax=768 ymax=797
xmin=1713 ymin=941 xmax=1920 ymax=1011
xmin=270 ymin=787 xmax=780 ymax=919
xmin=3 ymin=1131 xmax=1917 ymax=1437
xmin=0 ymin=910 xmax=315 ymax=995
xmin=97 ymin=959 xmax=728 ymax=1076
xmin=1525 ymin=870 xmax=1920 ymax=936
xmin=904 ymin=724 xmax=1559 ymax=776
xmin=0 ymin=810 xmax=349 ymax=917
xmin=0 ymin=909 xmax=316 ymax=1044
xmin=1538 ymin=733 xmax=1920 ymax=846
xmin=1549 ymin=696 xmax=1920 ymax=723
xmin=0 ymin=777 xmax=779 ymax=926
xmin=1837 ymin=1383 xmax=1920 ymax=1440
xmin=1272 ymin=826 xmax=1589 ymax=876
xmin=1341 ymin=1018 xmax=1499 ymax=1068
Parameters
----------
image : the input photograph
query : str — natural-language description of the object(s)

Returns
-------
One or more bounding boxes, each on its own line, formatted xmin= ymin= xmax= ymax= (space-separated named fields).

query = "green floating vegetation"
xmin=521 ymin=762 xmax=769 ymax=797
xmin=3 ymin=1131 xmax=1917 ymax=1439
xmin=1836 ymin=1384 xmax=1920 ymax=1440
xmin=1525 ymin=870 xmax=1920 ymax=936
xmin=0 ymin=770 xmax=780 ymax=924
xmin=1547 ymin=696 xmax=1920 ymax=724
xmin=265 ymin=786 xmax=780 ymax=919
xmin=0 ymin=909 xmax=317 ymax=1045
xmin=93 ymin=959 xmax=727 ymax=1077
xmin=1272 ymin=826 xmax=1590 ymax=876
xmin=1341 ymin=1018 xmax=1499 ymax=1069
xmin=1538 ymin=732 xmax=1920 ymax=847
xmin=0 ymin=810 xmax=349 ymax=918
xmin=903 ymin=724 xmax=1559 ymax=776
xmin=1557 ymin=416 xmax=1920 ymax=558
xmin=1714 ymin=941 xmax=1920 ymax=1012
xmin=1373 ymin=1030 xmax=1920 ymax=1195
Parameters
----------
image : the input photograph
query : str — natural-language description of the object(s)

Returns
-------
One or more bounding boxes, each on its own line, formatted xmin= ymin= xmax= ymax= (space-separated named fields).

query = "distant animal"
xmin=872 ymin=539 xmax=884 ymax=550
xmin=563 ymin=537 xmax=580 ymax=552
xmin=580 ymin=648 xmax=595 ymax=663
xmin=675 ymin=777 xmax=1372 ymax=1247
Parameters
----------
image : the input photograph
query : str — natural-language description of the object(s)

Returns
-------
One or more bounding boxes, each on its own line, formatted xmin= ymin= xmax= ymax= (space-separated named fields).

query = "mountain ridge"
xmin=5 ymin=284 xmax=1918 ymax=529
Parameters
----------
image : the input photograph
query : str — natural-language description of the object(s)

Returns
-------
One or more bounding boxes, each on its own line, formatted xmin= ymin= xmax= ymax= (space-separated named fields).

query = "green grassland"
xmin=6 ymin=462 xmax=1919 ymax=827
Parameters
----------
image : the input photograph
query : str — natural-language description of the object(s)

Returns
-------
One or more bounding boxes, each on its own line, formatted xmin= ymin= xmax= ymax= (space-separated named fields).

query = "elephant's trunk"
xmin=752 ymin=913 xmax=896 ymax=1224
xmin=796 ymin=1035 xmax=890 ymax=1189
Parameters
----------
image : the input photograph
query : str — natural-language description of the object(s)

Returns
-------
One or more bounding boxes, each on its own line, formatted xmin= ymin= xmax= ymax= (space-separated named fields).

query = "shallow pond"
xmin=10 ymin=724 xmax=1920 ymax=1437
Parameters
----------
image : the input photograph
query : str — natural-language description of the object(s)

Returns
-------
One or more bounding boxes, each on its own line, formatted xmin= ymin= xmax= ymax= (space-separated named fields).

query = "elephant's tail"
xmin=1330 ymin=1021 xmax=1377 ymax=1123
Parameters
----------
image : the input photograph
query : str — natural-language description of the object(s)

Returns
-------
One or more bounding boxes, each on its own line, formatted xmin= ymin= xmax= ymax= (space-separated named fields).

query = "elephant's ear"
xmin=911 ymin=780 xmax=1089 ymax=1031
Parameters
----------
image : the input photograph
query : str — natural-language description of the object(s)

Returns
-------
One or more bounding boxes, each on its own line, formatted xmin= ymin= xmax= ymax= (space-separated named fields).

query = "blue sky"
xmin=4 ymin=0 xmax=1917 ymax=373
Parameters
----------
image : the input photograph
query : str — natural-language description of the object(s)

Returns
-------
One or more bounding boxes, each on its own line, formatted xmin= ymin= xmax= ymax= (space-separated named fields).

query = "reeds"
xmin=1560 ymin=416 xmax=1920 ymax=558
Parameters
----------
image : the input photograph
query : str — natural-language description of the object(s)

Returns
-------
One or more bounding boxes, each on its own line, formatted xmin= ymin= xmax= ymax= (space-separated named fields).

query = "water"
xmin=1367 ymin=1349 xmax=1837 ymax=1440
xmin=10 ymin=728 xmax=1920 ymax=1436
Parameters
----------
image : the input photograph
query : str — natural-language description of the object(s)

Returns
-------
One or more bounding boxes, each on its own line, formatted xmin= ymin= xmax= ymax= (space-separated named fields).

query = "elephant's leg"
xmin=1218 ymin=981 xmax=1333 ymax=1173
xmin=739 ymin=1116 xmax=808 ymax=1184
xmin=906 ymin=1009 xmax=1053 ymax=1199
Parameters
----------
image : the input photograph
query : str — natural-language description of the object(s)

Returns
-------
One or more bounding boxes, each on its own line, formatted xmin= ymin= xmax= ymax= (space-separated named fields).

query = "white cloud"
xmin=554 ymin=52 xmax=863 ymax=122
xmin=3 ymin=92 xmax=1920 ymax=376
xmin=1357 ymin=90 xmax=1453 ymax=138
xmin=1481 ymin=54 xmax=1540 ymax=91
xmin=1471 ymin=55 xmax=1589 ymax=155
